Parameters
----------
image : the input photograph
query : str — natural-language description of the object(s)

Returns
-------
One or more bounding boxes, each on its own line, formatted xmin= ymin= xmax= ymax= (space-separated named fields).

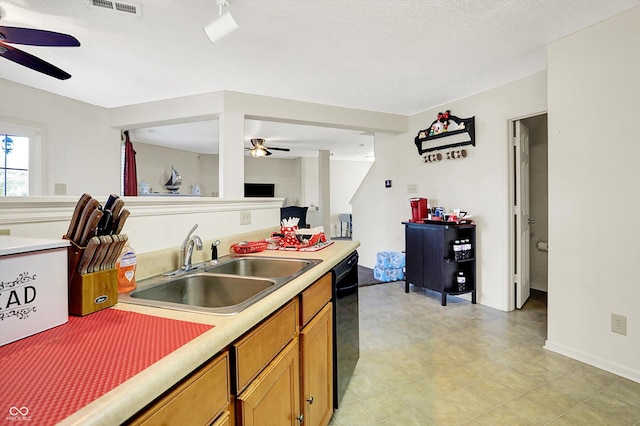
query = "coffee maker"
xmin=409 ymin=198 xmax=428 ymax=222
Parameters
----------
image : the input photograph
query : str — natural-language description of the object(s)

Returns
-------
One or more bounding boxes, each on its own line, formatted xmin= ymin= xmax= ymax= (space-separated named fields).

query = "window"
xmin=0 ymin=122 xmax=42 ymax=196
xmin=1 ymin=134 xmax=29 ymax=196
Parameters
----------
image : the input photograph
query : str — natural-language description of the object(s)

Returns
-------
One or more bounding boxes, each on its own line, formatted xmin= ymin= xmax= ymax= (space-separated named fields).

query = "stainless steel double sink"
xmin=119 ymin=256 xmax=321 ymax=315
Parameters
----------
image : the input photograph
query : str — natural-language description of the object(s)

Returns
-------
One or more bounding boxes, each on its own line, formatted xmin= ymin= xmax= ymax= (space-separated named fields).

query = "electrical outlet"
xmin=54 ymin=183 xmax=67 ymax=195
xmin=240 ymin=211 xmax=251 ymax=225
xmin=611 ymin=313 xmax=627 ymax=335
xmin=407 ymin=184 xmax=418 ymax=194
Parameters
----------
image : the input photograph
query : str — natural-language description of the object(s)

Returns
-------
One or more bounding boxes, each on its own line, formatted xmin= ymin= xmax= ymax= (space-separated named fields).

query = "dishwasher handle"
xmin=333 ymin=251 xmax=359 ymax=283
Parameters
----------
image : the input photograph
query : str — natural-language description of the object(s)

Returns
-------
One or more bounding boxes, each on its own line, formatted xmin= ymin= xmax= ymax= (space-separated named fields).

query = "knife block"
xmin=67 ymin=243 xmax=118 ymax=316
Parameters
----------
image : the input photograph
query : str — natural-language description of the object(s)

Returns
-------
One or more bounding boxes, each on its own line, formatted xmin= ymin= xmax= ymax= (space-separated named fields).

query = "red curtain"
xmin=123 ymin=131 xmax=138 ymax=196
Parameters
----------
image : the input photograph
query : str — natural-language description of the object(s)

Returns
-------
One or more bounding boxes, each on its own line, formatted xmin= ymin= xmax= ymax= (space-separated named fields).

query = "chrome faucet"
xmin=181 ymin=224 xmax=203 ymax=271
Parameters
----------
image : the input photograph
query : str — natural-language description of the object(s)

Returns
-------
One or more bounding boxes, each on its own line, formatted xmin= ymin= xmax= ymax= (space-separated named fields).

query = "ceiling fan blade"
xmin=0 ymin=42 xmax=71 ymax=80
xmin=268 ymin=147 xmax=291 ymax=152
xmin=0 ymin=26 xmax=80 ymax=46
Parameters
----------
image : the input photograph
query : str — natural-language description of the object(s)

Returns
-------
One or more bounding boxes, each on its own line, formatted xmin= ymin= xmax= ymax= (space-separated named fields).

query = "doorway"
xmin=510 ymin=113 xmax=548 ymax=310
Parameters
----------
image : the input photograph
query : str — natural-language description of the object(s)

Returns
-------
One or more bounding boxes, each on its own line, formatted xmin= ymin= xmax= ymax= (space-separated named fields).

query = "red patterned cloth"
xmin=0 ymin=309 xmax=213 ymax=425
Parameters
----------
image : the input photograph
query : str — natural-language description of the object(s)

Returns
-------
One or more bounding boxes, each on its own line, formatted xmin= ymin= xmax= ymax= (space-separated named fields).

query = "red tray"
xmin=231 ymin=240 xmax=268 ymax=254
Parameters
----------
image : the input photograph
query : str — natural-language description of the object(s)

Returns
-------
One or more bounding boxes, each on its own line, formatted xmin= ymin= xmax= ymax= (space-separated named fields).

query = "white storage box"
xmin=0 ymin=236 xmax=70 ymax=346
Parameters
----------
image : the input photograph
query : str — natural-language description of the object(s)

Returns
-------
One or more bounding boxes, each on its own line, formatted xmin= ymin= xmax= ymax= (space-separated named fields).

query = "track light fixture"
xmin=203 ymin=0 xmax=238 ymax=44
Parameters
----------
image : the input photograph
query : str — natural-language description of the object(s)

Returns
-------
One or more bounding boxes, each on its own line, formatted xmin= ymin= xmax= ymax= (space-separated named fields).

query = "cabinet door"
xmin=405 ymin=225 xmax=424 ymax=288
xmin=422 ymin=226 xmax=445 ymax=293
xmin=237 ymin=339 xmax=301 ymax=426
xmin=130 ymin=351 xmax=230 ymax=426
xmin=300 ymin=303 xmax=333 ymax=426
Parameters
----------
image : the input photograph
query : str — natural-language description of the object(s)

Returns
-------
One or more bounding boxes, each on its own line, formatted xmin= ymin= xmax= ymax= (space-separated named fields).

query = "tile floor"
xmin=329 ymin=282 xmax=640 ymax=425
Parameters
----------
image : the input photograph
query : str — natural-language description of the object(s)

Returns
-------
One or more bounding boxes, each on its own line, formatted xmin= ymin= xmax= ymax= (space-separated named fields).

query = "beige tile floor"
xmin=329 ymin=282 xmax=640 ymax=425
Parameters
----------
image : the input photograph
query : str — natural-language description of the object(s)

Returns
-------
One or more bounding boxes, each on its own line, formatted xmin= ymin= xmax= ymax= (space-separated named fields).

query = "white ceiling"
xmin=129 ymin=119 xmax=375 ymax=161
xmin=2 ymin=0 xmax=640 ymax=159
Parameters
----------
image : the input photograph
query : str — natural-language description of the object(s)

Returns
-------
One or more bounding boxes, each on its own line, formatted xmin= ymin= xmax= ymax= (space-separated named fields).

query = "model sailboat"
xmin=164 ymin=166 xmax=182 ymax=193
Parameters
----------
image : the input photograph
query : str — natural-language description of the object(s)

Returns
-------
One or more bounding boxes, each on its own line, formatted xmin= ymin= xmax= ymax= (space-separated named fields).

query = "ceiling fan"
xmin=0 ymin=22 xmax=80 ymax=80
xmin=247 ymin=138 xmax=291 ymax=157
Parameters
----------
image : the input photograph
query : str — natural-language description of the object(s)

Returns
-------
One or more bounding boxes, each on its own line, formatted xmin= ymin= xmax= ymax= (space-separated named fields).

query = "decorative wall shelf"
xmin=414 ymin=112 xmax=475 ymax=155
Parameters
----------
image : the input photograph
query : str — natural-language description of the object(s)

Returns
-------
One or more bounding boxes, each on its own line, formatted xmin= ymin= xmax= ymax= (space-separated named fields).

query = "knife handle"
xmin=65 ymin=193 xmax=91 ymax=239
xmin=79 ymin=209 xmax=103 ymax=247
xmin=104 ymin=194 xmax=119 ymax=211
xmin=71 ymin=198 xmax=99 ymax=245
xmin=98 ymin=235 xmax=115 ymax=271
xmin=106 ymin=234 xmax=126 ymax=270
xmin=78 ymin=236 xmax=100 ymax=275
xmin=89 ymin=236 xmax=111 ymax=273
xmin=114 ymin=209 xmax=130 ymax=234
xmin=110 ymin=198 xmax=125 ymax=224
xmin=96 ymin=209 xmax=113 ymax=236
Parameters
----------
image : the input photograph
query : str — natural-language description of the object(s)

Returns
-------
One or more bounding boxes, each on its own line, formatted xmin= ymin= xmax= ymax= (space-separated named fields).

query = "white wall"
xmin=198 ymin=154 xmax=219 ymax=197
xmin=545 ymin=6 xmax=640 ymax=382
xmin=133 ymin=141 xmax=203 ymax=195
xmin=329 ymin=160 xmax=372 ymax=237
xmin=352 ymin=72 xmax=547 ymax=311
xmin=0 ymin=80 xmax=120 ymax=196
xmin=244 ymin=156 xmax=302 ymax=204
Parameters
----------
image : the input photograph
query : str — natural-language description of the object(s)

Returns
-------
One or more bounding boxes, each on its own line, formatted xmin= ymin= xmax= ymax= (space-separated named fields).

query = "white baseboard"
xmin=545 ymin=339 xmax=640 ymax=384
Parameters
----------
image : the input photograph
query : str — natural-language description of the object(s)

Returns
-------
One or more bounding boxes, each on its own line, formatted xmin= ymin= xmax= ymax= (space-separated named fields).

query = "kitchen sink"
xmin=119 ymin=256 xmax=321 ymax=315
xmin=204 ymin=256 xmax=317 ymax=278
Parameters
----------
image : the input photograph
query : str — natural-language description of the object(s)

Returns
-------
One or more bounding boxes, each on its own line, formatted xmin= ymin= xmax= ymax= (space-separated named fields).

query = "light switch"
xmin=54 ymin=183 xmax=67 ymax=195
xmin=240 ymin=211 xmax=251 ymax=225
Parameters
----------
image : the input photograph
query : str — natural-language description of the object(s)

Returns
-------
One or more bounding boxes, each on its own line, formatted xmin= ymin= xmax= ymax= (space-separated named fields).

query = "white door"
xmin=515 ymin=121 xmax=531 ymax=309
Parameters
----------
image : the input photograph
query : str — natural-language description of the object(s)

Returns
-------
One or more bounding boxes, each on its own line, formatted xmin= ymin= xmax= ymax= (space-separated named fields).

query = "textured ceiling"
xmin=2 ymin=0 xmax=639 ymax=159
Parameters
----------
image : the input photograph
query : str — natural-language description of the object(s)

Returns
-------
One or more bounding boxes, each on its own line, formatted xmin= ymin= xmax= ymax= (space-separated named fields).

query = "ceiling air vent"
xmin=88 ymin=0 xmax=142 ymax=17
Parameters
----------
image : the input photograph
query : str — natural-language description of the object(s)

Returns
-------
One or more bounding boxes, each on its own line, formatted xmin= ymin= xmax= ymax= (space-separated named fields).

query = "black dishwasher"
xmin=332 ymin=250 xmax=359 ymax=408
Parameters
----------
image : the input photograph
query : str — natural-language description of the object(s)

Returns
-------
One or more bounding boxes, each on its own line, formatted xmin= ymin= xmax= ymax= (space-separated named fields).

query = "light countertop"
xmin=59 ymin=239 xmax=360 ymax=426
xmin=0 ymin=235 xmax=70 ymax=257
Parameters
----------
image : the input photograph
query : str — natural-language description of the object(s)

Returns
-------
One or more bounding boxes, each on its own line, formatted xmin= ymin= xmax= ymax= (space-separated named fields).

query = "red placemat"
xmin=267 ymin=240 xmax=334 ymax=252
xmin=0 ymin=309 xmax=214 ymax=425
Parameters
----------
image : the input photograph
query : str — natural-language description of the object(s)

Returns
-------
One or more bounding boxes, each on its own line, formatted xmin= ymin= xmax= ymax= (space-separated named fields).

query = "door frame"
xmin=507 ymin=111 xmax=546 ymax=311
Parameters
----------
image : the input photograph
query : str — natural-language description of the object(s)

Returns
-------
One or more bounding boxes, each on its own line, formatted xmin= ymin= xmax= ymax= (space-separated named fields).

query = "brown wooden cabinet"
xmin=233 ymin=300 xmax=298 ymax=394
xmin=128 ymin=351 xmax=230 ymax=426
xmin=234 ymin=273 xmax=334 ymax=426
xmin=300 ymin=303 xmax=333 ymax=426
xmin=237 ymin=338 xmax=301 ymax=426
xmin=299 ymin=273 xmax=332 ymax=326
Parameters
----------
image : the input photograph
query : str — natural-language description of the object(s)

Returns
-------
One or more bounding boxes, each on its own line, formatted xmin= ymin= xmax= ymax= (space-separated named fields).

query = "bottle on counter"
xmin=456 ymin=271 xmax=466 ymax=292
xmin=116 ymin=243 xmax=137 ymax=293
xmin=453 ymin=240 xmax=462 ymax=260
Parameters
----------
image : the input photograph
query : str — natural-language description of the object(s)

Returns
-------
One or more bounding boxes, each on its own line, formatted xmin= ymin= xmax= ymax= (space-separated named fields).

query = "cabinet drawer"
xmin=233 ymin=299 xmax=298 ymax=393
xmin=300 ymin=273 xmax=332 ymax=326
xmin=131 ymin=351 xmax=230 ymax=426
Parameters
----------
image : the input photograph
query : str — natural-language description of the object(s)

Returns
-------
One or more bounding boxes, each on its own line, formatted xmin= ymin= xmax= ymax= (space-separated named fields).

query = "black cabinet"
xmin=403 ymin=222 xmax=476 ymax=306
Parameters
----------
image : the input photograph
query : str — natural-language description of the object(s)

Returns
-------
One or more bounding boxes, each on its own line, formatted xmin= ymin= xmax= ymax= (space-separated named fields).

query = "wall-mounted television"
xmin=244 ymin=183 xmax=275 ymax=197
